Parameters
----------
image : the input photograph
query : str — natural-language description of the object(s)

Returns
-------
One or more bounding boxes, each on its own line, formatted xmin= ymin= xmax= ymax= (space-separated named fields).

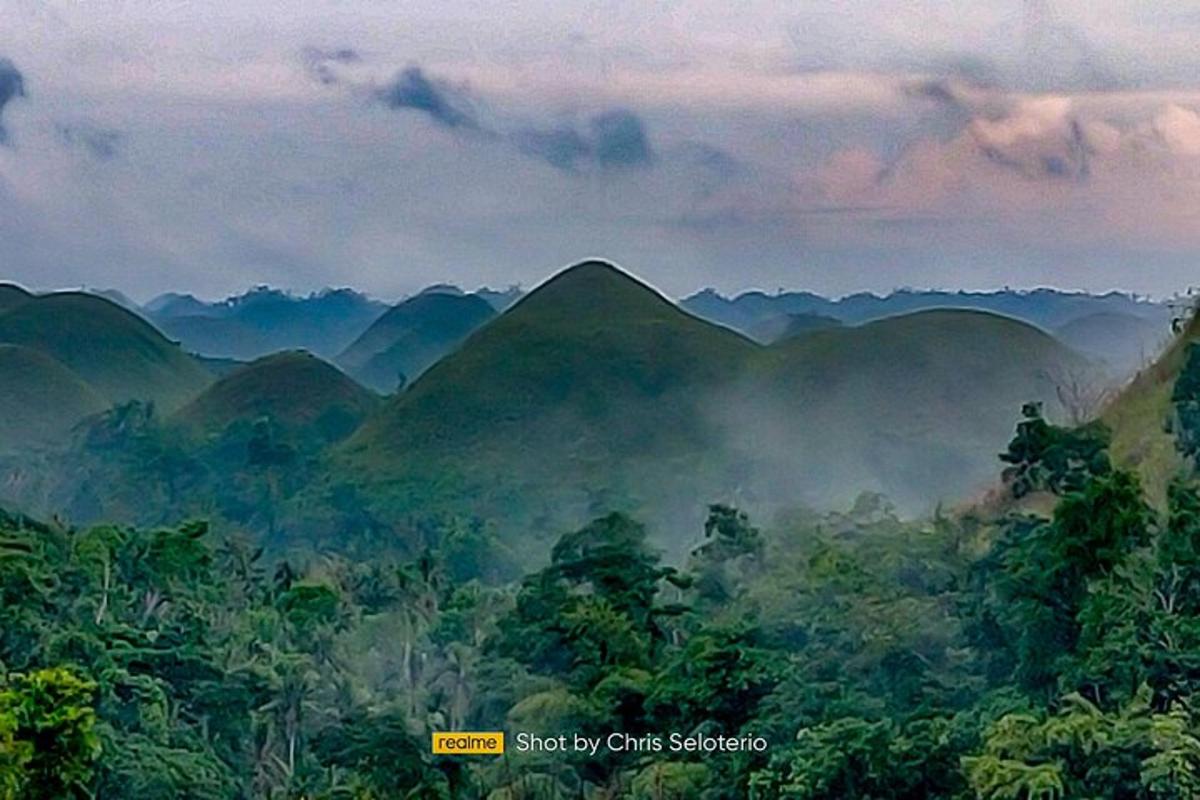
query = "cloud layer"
xmin=1 ymin=2 xmax=1200 ymax=300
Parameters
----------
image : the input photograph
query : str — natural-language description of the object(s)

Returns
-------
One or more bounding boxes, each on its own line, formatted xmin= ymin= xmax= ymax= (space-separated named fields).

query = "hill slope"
xmin=338 ymin=292 xmax=497 ymax=392
xmin=177 ymin=351 xmax=379 ymax=440
xmin=1101 ymin=311 xmax=1200 ymax=506
xmin=0 ymin=293 xmax=212 ymax=410
xmin=0 ymin=345 xmax=108 ymax=451
xmin=342 ymin=260 xmax=759 ymax=549
xmin=339 ymin=270 xmax=1099 ymax=550
xmin=751 ymin=312 xmax=843 ymax=344
xmin=684 ymin=287 xmax=1169 ymax=337
xmin=726 ymin=309 xmax=1090 ymax=512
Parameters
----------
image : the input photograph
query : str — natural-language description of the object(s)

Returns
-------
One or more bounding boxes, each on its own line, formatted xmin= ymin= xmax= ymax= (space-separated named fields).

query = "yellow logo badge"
xmin=432 ymin=732 xmax=505 ymax=755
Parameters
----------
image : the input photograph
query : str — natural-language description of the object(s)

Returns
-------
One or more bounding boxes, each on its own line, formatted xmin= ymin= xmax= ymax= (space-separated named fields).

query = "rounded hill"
xmin=734 ymin=308 xmax=1093 ymax=510
xmin=177 ymin=351 xmax=379 ymax=440
xmin=0 ymin=292 xmax=212 ymax=410
xmin=338 ymin=291 xmax=497 ymax=392
xmin=341 ymin=260 xmax=759 ymax=547
xmin=350 ymin=260 xmax=756 ymax=453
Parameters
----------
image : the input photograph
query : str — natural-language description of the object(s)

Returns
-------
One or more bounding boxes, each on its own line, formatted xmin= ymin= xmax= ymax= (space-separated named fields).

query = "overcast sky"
xmin=1 ymin=0 xmax=1199 ymax=300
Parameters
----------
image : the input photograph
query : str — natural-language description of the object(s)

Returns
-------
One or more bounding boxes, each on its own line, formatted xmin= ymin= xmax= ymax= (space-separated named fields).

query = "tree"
xmin=993 ymin=469 xmax=1151 ymax=694
xmin=1000 ymin=402 xmax=1111 ymax=498
xmin=0 ymin=668 xmax=101 ymax=800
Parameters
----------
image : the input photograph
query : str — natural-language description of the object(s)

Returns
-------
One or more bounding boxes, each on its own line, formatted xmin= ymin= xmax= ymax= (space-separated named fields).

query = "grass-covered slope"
xmin=752 ymin=312 xmax=843 ymax=344
xmin=730 ymin=309 xmax=1090 ymax=511
xmin=0 ymin=345 xmax=108 ymax=451
xmin=0 ymin=292 xmax=212 ymax=411
xmin=1101 ymin=312 xmax=1200 ymax=506
xmin=339 ymin=269 xmax=1098 ymax=547
xmin=177 ymin=351 xmax=379 ymax=438
xmin=337 ymin=292 xmax=497 ymax=392
xmin=342 ymin=261 xmax=759 ymax=546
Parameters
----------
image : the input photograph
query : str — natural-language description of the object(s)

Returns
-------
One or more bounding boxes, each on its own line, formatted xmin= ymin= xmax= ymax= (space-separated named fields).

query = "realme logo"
xmin=432 ymin=732 xmax=505 ymax=755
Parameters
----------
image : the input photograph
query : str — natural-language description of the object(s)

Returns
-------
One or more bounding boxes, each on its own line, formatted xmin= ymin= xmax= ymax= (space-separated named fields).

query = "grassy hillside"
xmin=719 ymin=309 xmax=1090 ymax=513
xmin=751 ymin=312 xmax=842 ymax=344
xmin=1101 ymin=312 xmax=1200 ymax=507
xmin=342 ymin=261 xmax=759 ymax=550
xmin=0 ymin=345 xmax=108 ymax=451
xmin=338 ymin=266 xmax=1095 ymax=551
xmin=338 ymin=292 xmax=497 ymax=392
xmin=177 ymin=351 xmax=379 ymax=439
xmin=0 ymin=292 xmax=212 ymax=411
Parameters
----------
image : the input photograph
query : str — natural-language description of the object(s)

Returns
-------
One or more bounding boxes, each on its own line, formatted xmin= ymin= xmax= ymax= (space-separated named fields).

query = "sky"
xmin=1 ymin=0 xmax=1200 ymax=301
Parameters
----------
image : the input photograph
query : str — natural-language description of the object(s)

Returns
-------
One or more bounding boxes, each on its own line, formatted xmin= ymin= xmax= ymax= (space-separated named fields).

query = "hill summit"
xmin=342 ymin=260 xmax=758 ymax=551
xmin=178 ymin=351 xmax=379 ymax=441
xmin=0 ymin=292 xmax=211 ymax=411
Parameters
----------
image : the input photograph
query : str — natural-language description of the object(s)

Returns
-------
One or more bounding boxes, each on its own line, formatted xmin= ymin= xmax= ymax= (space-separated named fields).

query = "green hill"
xmin=341 ymin=260 xmax=759 ymax=550
xmin=0 ymin=292 xmax=212 ymax=411
xmin=337 ymin=292 xmax=497 ymax=392
xmin=0 ymin=345 xmax=108 ymax=451
xmin=177 ymin=351 xmax=379 ymax=440
xmin=1101 ymin=311 xmax=1200 ymax=507
xmin=733 ymin=309 xmax=1091 ymax=511
xmin=750 ymin=312 xmax=843 ymax=344
xmin=0 ymin=284 xmax=33 ymax=314
xmin=338 ymin=268 xmax=1098 ymax=551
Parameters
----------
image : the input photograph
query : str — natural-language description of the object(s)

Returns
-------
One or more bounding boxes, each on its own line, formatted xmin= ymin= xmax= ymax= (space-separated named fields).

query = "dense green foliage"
xmin=1172 ymin=344 xmax=1200 ymax=469
xmin=1000 ymin=402 xmax=1112 ymax=498
xmin=8 ymin=400 xmax=1200 ymax=797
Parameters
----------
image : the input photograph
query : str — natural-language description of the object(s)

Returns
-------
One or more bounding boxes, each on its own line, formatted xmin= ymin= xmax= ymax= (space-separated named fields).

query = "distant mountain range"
xmin=682 ymin=285 xmax=1170 ymax=339
xmin=144 ymin=287 xmax=390 ymax=361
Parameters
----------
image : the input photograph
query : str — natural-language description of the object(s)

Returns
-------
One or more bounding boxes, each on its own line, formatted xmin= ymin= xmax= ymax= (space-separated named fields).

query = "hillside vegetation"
xmin=178 ymin=351 xmax=379 ymax=435
xmin=337 ymin=291 xmax=497 ymax=392
xmin=341 ymin=261 xmax=758 ymax=552
xmin=0 ymin=345 xmax=107 ymax=450
xmin=335 ymin=264 xmax=1089 ymax=551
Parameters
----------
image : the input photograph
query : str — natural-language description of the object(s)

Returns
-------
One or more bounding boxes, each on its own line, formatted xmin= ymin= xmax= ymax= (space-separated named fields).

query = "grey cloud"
xmin=515 ymin=127 xmax=590 ymax=170
xmin=375 ymin=66 xmax=480 ymax=130
xmin=302 ymin=46 xmax=361 ymax=86
xmin=0 ymin=57 xmax=27 ymax=145
xmin=56 ymin=122 xmax=122 ymax=160
xmin=590 ymin=110 xmax=653 ymax=167
xmin=516 ymin=108 xmax=654 ymax=171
